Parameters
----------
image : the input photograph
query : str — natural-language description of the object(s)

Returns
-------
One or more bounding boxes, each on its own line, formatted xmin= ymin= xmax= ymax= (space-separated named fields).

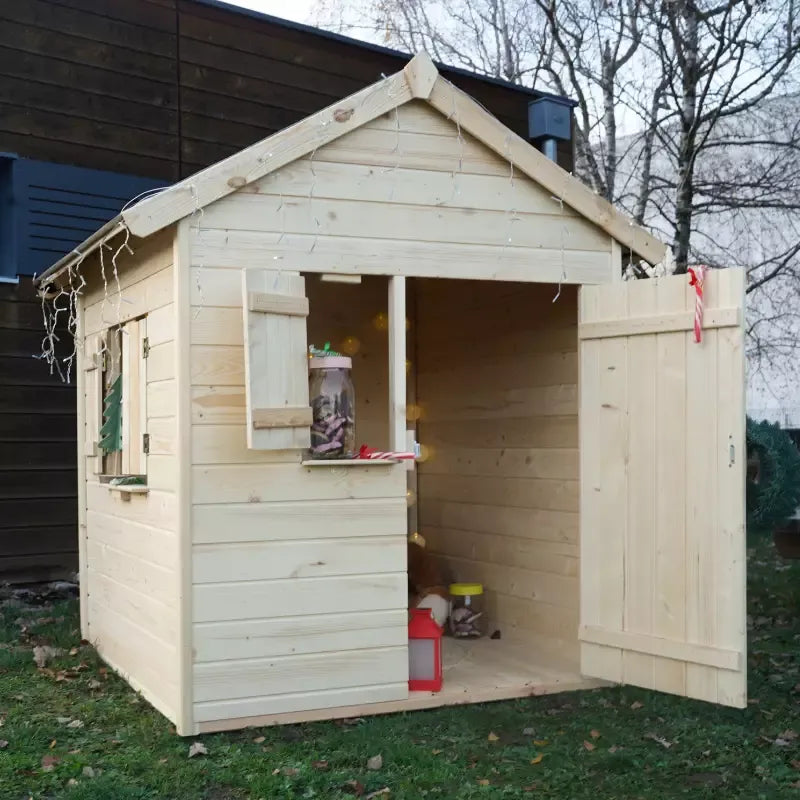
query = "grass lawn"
xmin=1 ymin=534 xmax=799 ymax=800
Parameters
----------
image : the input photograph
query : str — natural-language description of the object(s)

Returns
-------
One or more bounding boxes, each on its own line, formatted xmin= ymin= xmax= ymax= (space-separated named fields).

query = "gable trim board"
xmin=37 ymin=53 xmax=666 ymax=289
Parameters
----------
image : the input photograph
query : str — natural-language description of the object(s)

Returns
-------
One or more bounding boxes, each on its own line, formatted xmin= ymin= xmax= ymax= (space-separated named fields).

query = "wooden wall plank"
xmin=193 ymin=536 xmax=406 ymax=583
xmin=194 ymin=573 xmax=407 ymax=623
xmin=193 ymin=498 xmax=407 ymax=544
xmin=194 ymin=609 xmax=407 ymax=662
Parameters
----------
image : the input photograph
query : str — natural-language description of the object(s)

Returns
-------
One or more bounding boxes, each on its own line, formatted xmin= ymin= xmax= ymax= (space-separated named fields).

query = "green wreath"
xmin=746 ymin=417 xmax=800 ymax=531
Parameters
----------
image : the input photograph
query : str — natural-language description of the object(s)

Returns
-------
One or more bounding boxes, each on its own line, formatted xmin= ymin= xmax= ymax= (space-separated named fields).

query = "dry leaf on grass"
xmin=365 ymin=789 xmax=390 ymax=799
xmin=630 ymin=701 xmax=644 ymax=710
xmin=780 ymin=730 xmax=799 ymax=741
xmin=608 ymin=745 xmax=620 ymax=754
xmin=253 ymin=736 xmax=265 ymax=744
xmin=431 ymin=749 xmax=442 ymax=756
xmin=41 ymin=755 xmax=60 ymax=772
xmin=533 ymin=739 xmax=548 ymax=746
xmin=188 ymin=741 xmax=208 ymax=758
xmin=33 ymin=646 xmax=63 ymax=668
xmin=522 ymin=727 xmax=535 ymax=736
xmin=590 ymin=730 xmax=601 ymax=739
xmin=281 ymin=768 xmax=299 ymax=777
xmin=87 ymin=679 xmax=102 ymax=690
xmin=0 ymin=740 xmax=7 ymax=750
xmin=530 ymin=754 xmax=543 ymax=765
xmin=583 ymin=741 xmax=596 ymax=752
xmin=487 ymin=732 xmax=499 ymax=742
xmin=367 ymin=754 xmax=383 ymax=770
xmin=477 ymin=779 xmax=490 ymax=786
xmin=312 ymin=760 xmax=329 ymax=770
xmin=66 ymin=719 xmax=84 ymax=729
xmin=342 ymin=779 xmax=365 ymax=796
xmin=644 ymin=733 xmax=673 ymax=749
xmin=82 ymin=766 xmax=95 ymax=778
xmin=69 ymin=647 xmax=78 ymax=656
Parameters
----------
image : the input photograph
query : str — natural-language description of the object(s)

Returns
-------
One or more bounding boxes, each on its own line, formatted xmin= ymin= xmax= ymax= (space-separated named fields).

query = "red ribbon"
xmin=687 ymin=265 xmax=708 ymax=343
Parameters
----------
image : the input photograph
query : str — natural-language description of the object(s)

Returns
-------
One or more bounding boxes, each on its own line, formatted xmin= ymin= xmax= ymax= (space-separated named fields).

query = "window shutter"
xmin=121 ymin=318 xmax=148 ymax=475
xmin=11 ymin=158 xmax=164 ymax=277
xmin=242 ymin=269 xmax=311 ymax=450
xmin=83 ymin=335 xmax=104 ymax=475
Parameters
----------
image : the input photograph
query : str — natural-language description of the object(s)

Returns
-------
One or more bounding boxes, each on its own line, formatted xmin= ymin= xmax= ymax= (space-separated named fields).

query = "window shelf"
xmin=301 ymin=459 xmax=399 ymax=467
xmin=104 ymin=483 xmax=149 ymax=501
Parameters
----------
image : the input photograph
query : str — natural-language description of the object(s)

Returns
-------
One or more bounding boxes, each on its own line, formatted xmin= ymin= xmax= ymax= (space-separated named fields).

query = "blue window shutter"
xmin=0 ymin=155 xmax=17 ymax=281
xmin=11 ymin=160 xmax=165 ymax=278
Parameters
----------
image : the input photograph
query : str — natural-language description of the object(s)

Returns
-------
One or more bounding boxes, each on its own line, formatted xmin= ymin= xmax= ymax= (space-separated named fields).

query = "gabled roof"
xmin=39 ymin=53 xmax=665 ymax=284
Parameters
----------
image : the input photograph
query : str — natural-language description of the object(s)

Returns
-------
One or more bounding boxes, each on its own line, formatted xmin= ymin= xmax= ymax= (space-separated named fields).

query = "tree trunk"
xmin=672 ymin=0 xmax=699 ymax=274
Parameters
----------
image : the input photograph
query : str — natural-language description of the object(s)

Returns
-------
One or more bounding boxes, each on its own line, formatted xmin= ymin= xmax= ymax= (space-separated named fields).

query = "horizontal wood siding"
xmin=190 ymin=102 xmax=608 ymax=284
xmin=0 ymin=0 xmax=572 ymax=182
xmin=0 ymin=277 xmax=77 ymax=583
xmin=80 ymin=230 xmax=180 ymax=724
xmin=189 ymin=240 xmax=407 ymax=725
xmin=416 ymin=279 xmax=581 ymax=660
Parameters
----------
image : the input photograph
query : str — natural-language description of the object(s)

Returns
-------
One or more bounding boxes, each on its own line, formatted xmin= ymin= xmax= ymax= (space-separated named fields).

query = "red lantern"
xmin=408 ymin=608 xmax=443 ymax=692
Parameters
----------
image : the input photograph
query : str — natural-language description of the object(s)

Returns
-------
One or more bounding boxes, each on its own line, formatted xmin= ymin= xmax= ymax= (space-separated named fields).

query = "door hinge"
xmin=142 ymin=337 xmax=150 ymax=359
xmin=142 ymin=433 xmax=150 ymax=455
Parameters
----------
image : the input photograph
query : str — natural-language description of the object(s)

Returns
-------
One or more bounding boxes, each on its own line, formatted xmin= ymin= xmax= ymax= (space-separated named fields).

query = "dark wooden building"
xmin=0 ymin=0 xmax=575 ymax=582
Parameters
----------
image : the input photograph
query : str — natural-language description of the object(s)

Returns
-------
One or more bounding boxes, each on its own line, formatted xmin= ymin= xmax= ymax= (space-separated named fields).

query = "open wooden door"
xmin=578 ymin=268 xmax=747 ymax=708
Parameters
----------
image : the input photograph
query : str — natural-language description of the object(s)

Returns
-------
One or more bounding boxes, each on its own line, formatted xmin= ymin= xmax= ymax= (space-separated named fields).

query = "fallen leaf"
xmin=188 ymin=741 xmax=208 ymax=758
xmin=253 ymin=736 xmax=265 ymax=744
xmin=367 ymin=754 xmax=383 ymax=770
xmin=343 ymin=779 xmax=365 ymax=796
xmin=272 ymin=768 xmax=281 ymax=776
xmin=67 ymin=778 xmax=79 ymax=787
xmin=780 ymin=730 xmax=799 ymax=741
xmin=530 ymin=754 xmax=543 ymax=765
xmin=644 ymin=732 xmax=673 ymax=749
xmin=791 ymin=760 xmax=800 ymax=770
xmin=774 ymin=738 xmax=792 ymax=747
xmin=0 ymin=740 xmax=7 ymax=750
xmin=522 ymin=727 xmax=535 ymax=736
xmin=583 ymin=741 xmax=596 ymax=752
xmin=33 ymin=645 xmax=62 ymax=668
xmin=66 ymin=719 xmax=84 ymax=729
xmin=630 ymin=701 xmax=644 ymax=710
xmin=590 ymin=729 xmax=601 ymax=739
xmin=41 ymin=754 xmax=60 ymax=772
xmin=608 ymin=745 xmax=620 ymax=754
xmin=87 ymin=679 xmax=102 ymax=690
xmin=477 ymin=778 xmax=490 ymax=786
xmin=49 ymin=739 xmax=56 ymax=749
xmin=365 ymin=789 xmax=390 ymax=799
xmin=82 ymin=766 xmax=95 ymax=778
xmin=533 ymin=739 xmax=548 ymax=746
xmin=313 ymin=760 xmax=329 ymax=770
xmin=69 ymin=647 xmax=78 ymax=656
xmin=487 ymin=732 xmax=499 ymax=742
xmin=159 ymin=758 xmax=168 ymax=764
xmin=282 ymin=768 xmax=299 ymax=777
xmin=431 ymin=749 xmax=442 ymax=755
xmin=523 ymin=785 xmax=537 ymax=792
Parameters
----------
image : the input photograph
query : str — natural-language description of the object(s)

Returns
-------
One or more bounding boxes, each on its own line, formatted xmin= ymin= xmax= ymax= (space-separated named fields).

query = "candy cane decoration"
xmin=358 ymin=445 xmax=416 ymax=461
xmin=687 ymin=265 xmax=708 ymax=343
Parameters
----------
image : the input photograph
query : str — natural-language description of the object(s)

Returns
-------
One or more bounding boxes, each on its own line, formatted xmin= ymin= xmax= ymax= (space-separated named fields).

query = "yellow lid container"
xmin=449 ymin=582 xmax=484 ymax=596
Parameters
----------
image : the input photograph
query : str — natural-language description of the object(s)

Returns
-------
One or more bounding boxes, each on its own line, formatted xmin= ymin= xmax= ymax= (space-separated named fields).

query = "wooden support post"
xmin=388 ymin=276 xmax=407 ymax=452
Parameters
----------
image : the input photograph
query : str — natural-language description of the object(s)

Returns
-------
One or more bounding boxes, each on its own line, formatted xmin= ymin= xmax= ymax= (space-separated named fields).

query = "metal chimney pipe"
xmin=528 ymin=97 xmax=572 ymax=162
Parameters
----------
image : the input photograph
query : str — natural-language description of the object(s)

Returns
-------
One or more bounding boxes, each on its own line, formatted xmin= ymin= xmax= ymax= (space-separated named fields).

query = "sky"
xmin=225 ymin=0 xmax=320 ymax=25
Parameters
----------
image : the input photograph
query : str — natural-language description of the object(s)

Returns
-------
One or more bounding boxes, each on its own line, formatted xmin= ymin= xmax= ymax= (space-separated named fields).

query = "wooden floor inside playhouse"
xmin=405 ymin=636 xmax=602 ymax=711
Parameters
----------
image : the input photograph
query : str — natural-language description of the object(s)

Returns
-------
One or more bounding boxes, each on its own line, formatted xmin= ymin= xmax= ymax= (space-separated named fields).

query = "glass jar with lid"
xmin=448 ymin=583 xmax=486 ymax=638
xmin=309 ymin=353 xmax=355 ymax=459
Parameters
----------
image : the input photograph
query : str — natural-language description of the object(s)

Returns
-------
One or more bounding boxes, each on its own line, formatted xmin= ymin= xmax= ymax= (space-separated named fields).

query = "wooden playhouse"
xmin=38 ymin=53 xmax=747 ymax=736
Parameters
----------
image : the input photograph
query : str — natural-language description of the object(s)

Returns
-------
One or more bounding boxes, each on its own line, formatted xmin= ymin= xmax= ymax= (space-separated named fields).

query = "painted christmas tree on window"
xmin=99 ymin=374 xmax=122 ymax=453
